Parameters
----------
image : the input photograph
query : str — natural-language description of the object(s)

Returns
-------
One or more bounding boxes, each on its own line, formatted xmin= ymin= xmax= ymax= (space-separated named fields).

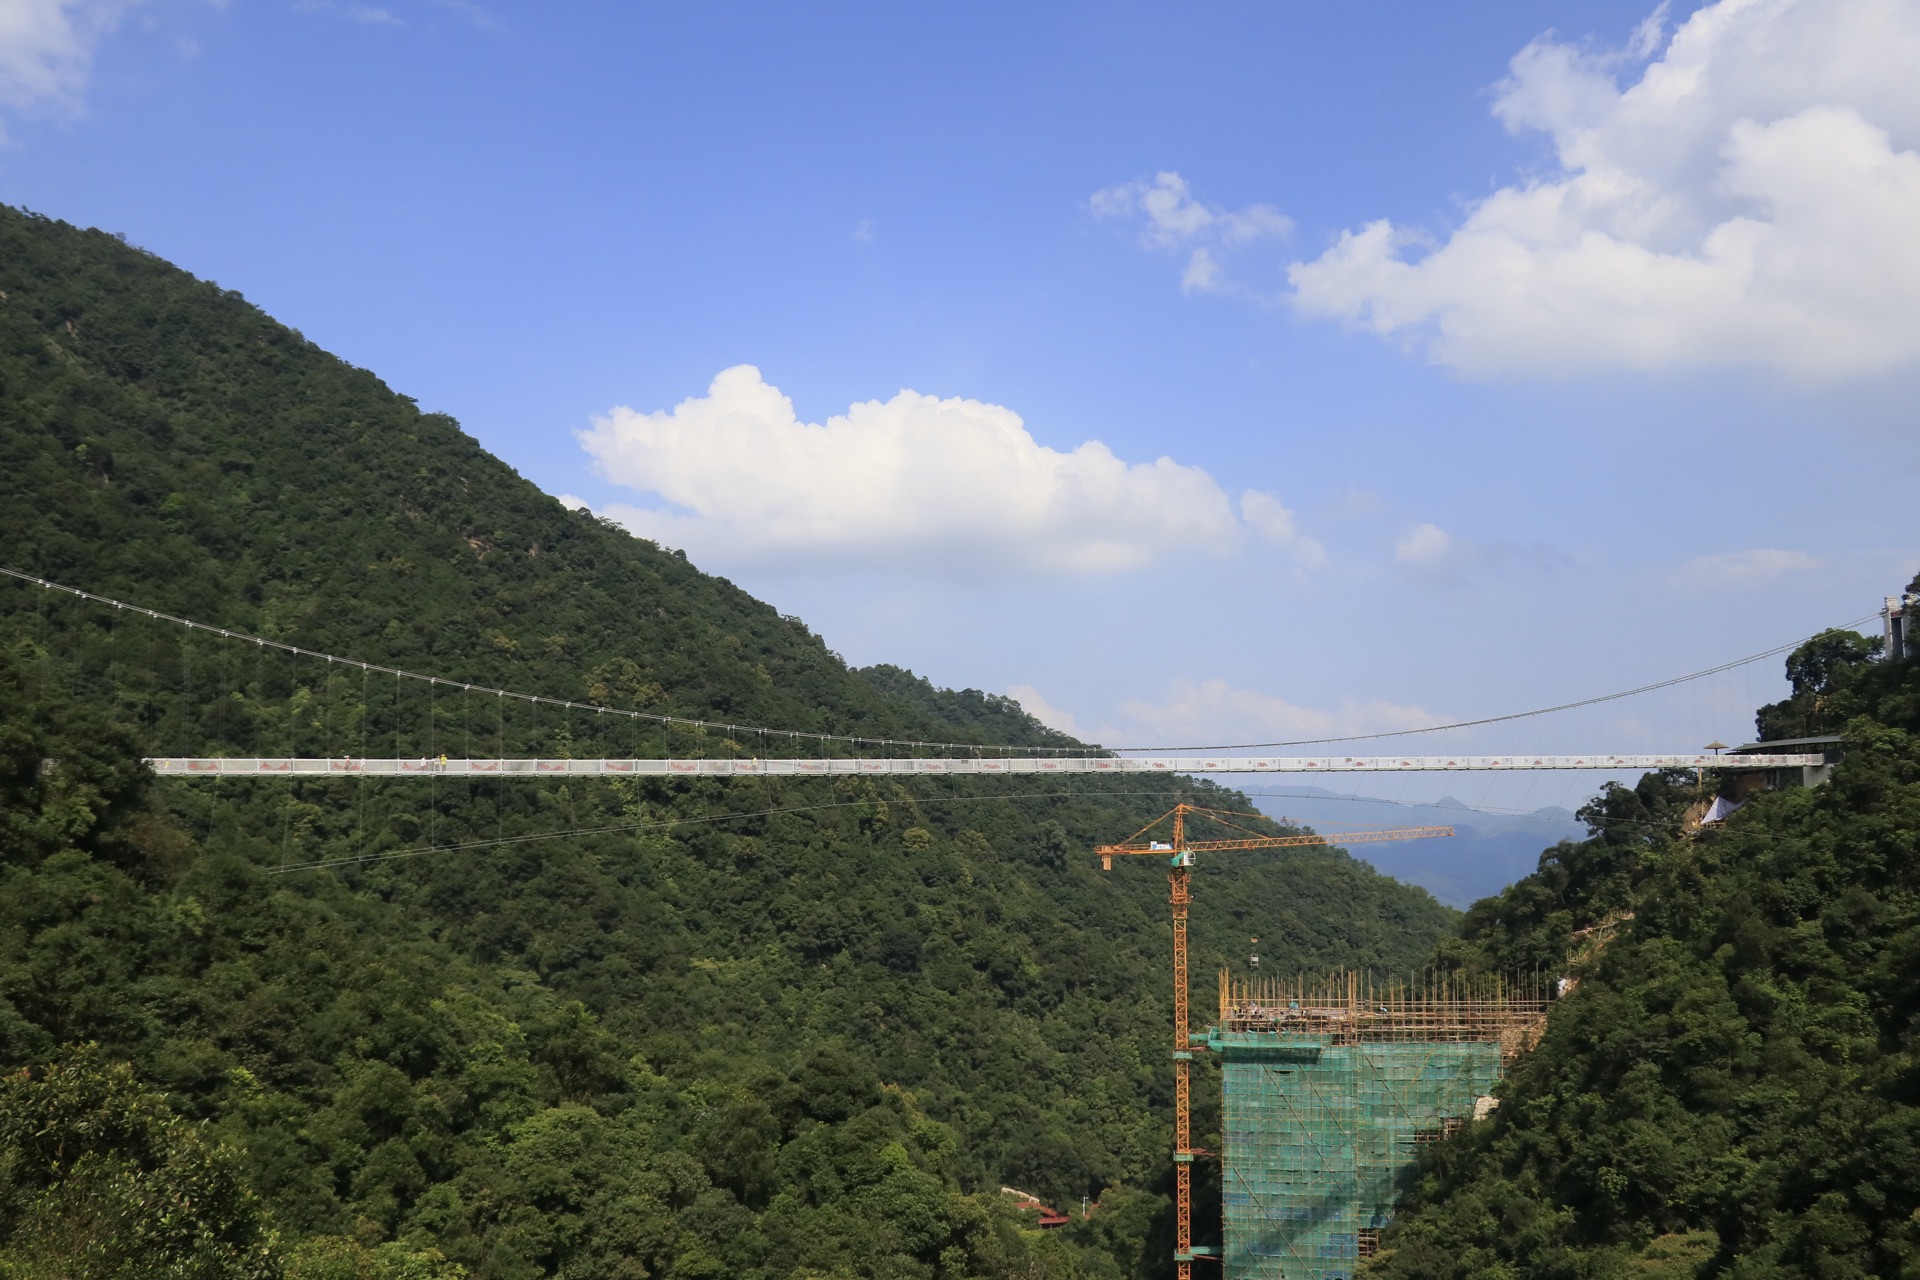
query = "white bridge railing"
xmin=143 ymin=753 xmax=1827 ymax=778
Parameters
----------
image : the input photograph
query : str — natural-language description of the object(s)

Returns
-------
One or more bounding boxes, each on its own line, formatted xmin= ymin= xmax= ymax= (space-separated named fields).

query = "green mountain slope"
xmin=1369 ymin=637 xmax=1920 ymax=1280
xmin=0 ymin=206 xmax=1458 ymax=1280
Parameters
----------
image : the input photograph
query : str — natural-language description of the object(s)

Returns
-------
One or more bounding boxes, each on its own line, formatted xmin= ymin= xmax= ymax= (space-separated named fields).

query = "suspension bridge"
xmin=3 ymin=565 xmax=1873 ymax=1280
xmin=144 ymin=750 xmax=1824 ymax=776
xmin=1 ymin=565 xmax=1860 ymax=782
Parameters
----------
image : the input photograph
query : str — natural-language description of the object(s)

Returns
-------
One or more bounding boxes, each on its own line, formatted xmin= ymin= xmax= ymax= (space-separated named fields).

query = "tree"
xmin=0 ymin=1045 xmax=277 ymax=1280
xmin=1756 ymin=628 xmax=1886 ymax=741
xmin=1784 ymin=628 xmax=1881 ymax=700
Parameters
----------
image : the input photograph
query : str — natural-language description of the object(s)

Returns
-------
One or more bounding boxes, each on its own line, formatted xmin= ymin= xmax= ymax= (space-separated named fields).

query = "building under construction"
xmin=1207 ymin=970 xmax=1547 ymax=1280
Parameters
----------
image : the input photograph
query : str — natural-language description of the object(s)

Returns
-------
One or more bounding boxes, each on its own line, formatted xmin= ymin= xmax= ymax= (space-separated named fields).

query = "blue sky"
xmin=5 ymin=0 xmax=1916 ymax=809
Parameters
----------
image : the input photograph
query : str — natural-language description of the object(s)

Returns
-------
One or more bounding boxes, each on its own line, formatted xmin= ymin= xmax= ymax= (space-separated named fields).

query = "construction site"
xmin=1208 ymin=970 xmax=1547 ymax=1278
xmin=1096 ymin=804 xmax=1550 ymax=1280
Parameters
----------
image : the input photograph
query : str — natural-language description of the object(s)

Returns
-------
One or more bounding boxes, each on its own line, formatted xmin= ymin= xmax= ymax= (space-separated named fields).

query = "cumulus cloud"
xmin=0 ymin=0 xmax=130 ymax=128
xmin=1092 ymin=171 xmax=1292 ymax=295
xmin=1289 ymin=0 xmax=1920 ymax=378
xmin=1668 ymin=547 xmax=1824 ymax=587
xmin=580 ymin=365 xmax=1323 ymax=578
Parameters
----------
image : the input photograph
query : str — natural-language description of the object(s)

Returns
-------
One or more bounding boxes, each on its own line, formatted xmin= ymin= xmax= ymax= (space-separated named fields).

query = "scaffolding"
xmin=1208 ymin=970 xmax=1547 ymax=1280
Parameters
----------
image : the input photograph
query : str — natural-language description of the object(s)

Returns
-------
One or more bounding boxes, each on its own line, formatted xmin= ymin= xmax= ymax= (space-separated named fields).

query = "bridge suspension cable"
xmin=0 ymin=565 xmax=1073 ymax=756
xmin=3 ymin=565 xmax=1874 ymax=760
xmin=1109 ymin=614 xmax=1878 ymax=753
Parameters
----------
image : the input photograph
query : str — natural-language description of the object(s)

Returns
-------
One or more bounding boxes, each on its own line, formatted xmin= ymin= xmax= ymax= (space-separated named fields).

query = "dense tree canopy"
xmin=0 ymin=1045 xmax=276 ymax=1280
xmin=1370 ymin=636 xmax=1920 ymax=1280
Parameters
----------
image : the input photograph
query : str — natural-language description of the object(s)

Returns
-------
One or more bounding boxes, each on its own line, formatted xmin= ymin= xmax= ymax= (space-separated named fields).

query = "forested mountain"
xmin=0 ymin=205 xmax=1458 ymax=1280
xmin=1368 ymin=631 xmax=1920 ymax=1280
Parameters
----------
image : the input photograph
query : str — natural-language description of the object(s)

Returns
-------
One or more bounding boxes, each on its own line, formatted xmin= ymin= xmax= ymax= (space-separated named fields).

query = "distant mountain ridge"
xmin=1250 ymin=787 xmax=1582 ymax=908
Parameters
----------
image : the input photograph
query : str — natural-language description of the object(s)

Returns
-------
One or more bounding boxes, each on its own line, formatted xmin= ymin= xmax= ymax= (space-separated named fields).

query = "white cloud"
xmin=1119 ymin=678 xmax=1435 ymax=747
xmin=1007 ymin=678 xmax=1437 ymax=749
xmin=1394 ymin=521 xmax=1570 ymax=582
xmin=429 ymin=0 xmax=499 ymax=27
xmin=1181 ymin=247 xmax=1222 ymax=294
xmin=0 ymin=0 xmax=130 ymax=127
xmin=1626 ymin=2 xmax=1672 ymax=60
xmin=1091 ymin=171 xmax=1292 ymax=248
xmin=1289 ymin=0 xmax=1920 ymax=379
xmin=295 ymin=1 xmax=402 ymax=22
xmin=1394 ymin=522 xmax=1455 ymax=568
xmin=1122 ymin=678 xmax=1435 ymax=742
xmin=1006 ymin=684 xmax=1086 ymax=738
xmin=580 ymin=365 xmax=1323 ymax=578
xmin=1668 ymin=547 xmax=1824 ymax=587
xmin=1323 ymin=487 xmax=1384 ymax=520
xmin=1093 ymin=171 xmax=1292 ymax=293
xmin=1241 ymin=490 xmax=1328 ymax=571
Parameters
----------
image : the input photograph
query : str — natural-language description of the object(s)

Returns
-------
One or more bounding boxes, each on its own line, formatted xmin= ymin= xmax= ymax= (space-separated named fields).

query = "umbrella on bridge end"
xmin=1701 ymin=742 xmax=1728 ymax=784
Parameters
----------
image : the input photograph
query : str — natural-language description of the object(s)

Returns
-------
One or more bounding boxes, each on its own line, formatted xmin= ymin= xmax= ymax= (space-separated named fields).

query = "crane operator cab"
xmin=1149 ymin=839 xmax=1194 ymax=867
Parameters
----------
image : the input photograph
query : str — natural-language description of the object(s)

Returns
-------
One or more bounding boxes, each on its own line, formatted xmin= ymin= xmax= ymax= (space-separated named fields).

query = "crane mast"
xmin=1096 ymin=803 xmax=1452 ymax=1279
xmin=1170 ymin=807 xmax=1193 ymax=1275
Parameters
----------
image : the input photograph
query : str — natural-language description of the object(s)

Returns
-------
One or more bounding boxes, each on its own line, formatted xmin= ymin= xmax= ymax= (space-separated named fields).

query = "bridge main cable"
xmin=0 ymin=565 xmax=1073 ymax=757
xmin=144 ymin=752 xmax=1826 ymax=777
xmin=6 ymin=565 xmax=1883 ymax=761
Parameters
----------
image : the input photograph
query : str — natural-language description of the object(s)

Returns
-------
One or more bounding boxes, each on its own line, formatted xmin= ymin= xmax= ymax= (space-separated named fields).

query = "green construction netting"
xmin=1208 ymin=1032 xmax=1504 ymax=1280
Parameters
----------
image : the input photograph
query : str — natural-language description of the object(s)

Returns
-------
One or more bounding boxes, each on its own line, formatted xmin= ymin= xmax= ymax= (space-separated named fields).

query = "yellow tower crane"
xmin=1096 ymin=802 xmax=1453 ymax=1278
